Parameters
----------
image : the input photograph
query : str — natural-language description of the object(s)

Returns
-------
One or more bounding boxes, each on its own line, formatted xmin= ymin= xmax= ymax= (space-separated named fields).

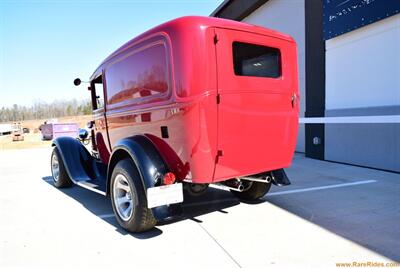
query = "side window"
xmin=92 ymin=75 xmax=105 ymax=109
xmin=233 ymin=42 xmax=281 ymax=78
xmin=106 ymin=43 xmax=168 ymax=105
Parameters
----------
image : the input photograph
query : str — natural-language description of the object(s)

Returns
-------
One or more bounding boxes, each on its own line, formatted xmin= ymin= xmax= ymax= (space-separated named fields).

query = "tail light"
xmin=163 ymin=172 xmax=176 ymax=185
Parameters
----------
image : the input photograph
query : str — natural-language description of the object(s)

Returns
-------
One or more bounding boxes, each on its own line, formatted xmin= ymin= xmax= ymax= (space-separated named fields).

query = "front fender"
xmin=52 ymin=136 xmax=94 ymax=182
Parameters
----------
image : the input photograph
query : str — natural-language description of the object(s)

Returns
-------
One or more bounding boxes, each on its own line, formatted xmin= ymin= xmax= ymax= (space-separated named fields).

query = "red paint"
xmin=89 ymin=16 xmax=299 ymax=184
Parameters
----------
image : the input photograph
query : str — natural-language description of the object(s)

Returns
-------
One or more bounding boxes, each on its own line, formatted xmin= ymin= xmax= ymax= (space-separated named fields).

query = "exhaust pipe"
xmin=240 ymin=175 xmax=272 ymax=184
xmin=212 ymin=180 xmax=244 ymax=192
xmin=238 ymin=184 xmax=244 ymax=191
xmin=238 ymin=169 xmax=291 ymax=186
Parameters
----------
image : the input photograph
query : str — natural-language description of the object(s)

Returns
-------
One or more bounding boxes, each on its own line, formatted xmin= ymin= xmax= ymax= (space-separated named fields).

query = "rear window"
xmin=233 ymin=42 xmax=281 ymax=78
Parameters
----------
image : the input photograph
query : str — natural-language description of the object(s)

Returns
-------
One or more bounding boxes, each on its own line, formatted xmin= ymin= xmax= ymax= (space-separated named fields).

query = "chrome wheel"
xmin=51 ymin=152 xmax=60 ymax=182
xmin=113 ymin=174 xmax=134 ymax=221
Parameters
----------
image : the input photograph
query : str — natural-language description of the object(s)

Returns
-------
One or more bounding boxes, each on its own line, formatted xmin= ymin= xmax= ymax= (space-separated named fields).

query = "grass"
xmin=0 ymin=133 xmax=52 ymax=150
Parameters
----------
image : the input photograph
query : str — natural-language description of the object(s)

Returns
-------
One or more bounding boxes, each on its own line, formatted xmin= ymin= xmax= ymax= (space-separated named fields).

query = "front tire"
xmin=231 ymin=181 xmax=271 ymax=201
xmin=110 ymin=159 xmax=156 ymax=232
xmin=51 ymin=147 xmax=73 ymax=188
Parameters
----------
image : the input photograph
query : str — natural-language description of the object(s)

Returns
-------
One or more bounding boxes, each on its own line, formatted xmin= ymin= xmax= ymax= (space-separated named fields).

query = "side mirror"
xmin=86 ymin=120 xmax=94 ymax=129
xmin=73 ymin=78 xmax=81 ymax=86
xmin=78 ymin=128 xmax=89 ymax=140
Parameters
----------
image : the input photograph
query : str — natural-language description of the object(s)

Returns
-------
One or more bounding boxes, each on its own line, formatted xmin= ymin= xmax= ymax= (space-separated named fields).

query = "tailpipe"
xmin=214 ymin=179 xmax=245 ymax=192
xmin=240 ymin=175 xmax=272 ymax=183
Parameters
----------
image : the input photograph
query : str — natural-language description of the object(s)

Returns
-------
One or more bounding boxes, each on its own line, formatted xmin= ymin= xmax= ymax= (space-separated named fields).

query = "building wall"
xmin=325 ymin=14 xmax=400 ymax=172
xmin=242 ymin=0 xmax=306 ymax=153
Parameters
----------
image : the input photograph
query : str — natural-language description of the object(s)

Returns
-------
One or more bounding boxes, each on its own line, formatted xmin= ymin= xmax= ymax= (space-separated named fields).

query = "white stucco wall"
xmin=242 ymin=0 xmax=306 ymax=152
xmin=326 ymin=13 xmax=400 ymax=110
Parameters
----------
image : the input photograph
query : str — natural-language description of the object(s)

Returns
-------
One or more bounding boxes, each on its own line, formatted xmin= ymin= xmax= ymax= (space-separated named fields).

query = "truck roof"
xmin=90 ymin=16 xmax=294 ymax=79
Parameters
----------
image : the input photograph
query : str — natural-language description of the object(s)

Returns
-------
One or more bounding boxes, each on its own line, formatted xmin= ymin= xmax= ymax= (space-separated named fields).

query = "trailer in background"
xmin=40 ymin=123 xmax=79 ymax=140
xmin=0 ymin=124 xmax=12 ymax=136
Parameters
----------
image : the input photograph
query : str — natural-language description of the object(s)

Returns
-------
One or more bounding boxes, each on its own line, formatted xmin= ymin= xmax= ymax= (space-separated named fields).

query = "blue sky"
xmin=0 ymin=0 xmax=223 ymax=107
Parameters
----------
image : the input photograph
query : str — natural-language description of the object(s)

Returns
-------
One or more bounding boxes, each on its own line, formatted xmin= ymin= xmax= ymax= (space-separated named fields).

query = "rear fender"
xmin=107 ymin=135 xmax=169 ymax=193
xmin=107 ymin=135 xmax=178 ymax=221
xmin=271 ymin=169 xmax=291 ymax=186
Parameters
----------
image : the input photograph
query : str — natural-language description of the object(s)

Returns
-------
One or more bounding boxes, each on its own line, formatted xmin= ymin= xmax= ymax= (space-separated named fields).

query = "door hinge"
xmin=215 ymin=150 xmax=223 ymax=163
xmin=213 ymin=34 xmax=219 ymax=44
xmin=216 ymin=94 xmax=221 ymax=104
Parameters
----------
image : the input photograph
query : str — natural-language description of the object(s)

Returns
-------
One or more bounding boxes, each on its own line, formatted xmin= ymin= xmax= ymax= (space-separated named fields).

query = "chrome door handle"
xmin=291 ymin=93 xmax=297 ymax=108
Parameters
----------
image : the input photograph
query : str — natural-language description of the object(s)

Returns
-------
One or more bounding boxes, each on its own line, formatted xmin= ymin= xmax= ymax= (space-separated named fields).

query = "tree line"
xmin=0 ymin=99 xmax=92 ymax=122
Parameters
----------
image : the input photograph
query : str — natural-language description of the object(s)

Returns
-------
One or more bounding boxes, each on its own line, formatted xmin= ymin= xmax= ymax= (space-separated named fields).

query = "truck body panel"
xmin=213 ymin=28 xmax=299 ymax=181
xmin=87 ymin=16 xmax=298 ymax=184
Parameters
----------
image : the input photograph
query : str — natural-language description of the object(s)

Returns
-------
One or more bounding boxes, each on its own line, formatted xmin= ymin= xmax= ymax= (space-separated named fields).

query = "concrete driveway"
xmin=0 ymin=148 xmax=399 ymax=267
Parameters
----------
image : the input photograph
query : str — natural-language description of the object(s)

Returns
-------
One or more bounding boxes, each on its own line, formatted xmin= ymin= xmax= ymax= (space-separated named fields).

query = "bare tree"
xmin=0 ymin=99 xmax=92 ymax=122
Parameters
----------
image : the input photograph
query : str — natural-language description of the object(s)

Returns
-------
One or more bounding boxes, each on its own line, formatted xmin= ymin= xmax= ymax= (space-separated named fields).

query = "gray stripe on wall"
xmin=325 ymin=105 xmax=400 ymax=117
xmin=325 ymin=105 xmax=400 ymax=172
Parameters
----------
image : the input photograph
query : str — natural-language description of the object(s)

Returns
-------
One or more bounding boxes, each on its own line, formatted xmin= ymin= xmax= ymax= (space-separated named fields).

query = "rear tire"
xmin=110 ymin=158 xmax=156 ymax=232
xmin=231 ymin=181 xmax=271 ymax=201
xmin=51 ymin=147 xmax=73 ymax=188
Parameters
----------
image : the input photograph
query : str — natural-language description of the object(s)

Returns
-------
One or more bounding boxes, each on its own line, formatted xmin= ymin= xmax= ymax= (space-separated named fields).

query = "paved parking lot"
xmin=0 ymin=147 xmax=399 ymax=267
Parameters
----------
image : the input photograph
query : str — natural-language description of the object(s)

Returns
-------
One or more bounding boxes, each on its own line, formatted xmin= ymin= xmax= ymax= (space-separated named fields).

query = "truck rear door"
xmin=213 ymin=28 xmax=299 ymax=181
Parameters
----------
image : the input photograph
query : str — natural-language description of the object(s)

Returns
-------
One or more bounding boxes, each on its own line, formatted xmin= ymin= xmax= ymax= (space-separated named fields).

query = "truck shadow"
xmin=41 ymin=176 xmax=239 ymax=239
xmin=159 ymin=189 xmax=240 ymax=226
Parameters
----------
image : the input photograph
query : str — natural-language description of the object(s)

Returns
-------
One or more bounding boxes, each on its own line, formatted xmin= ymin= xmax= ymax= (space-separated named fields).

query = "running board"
xmin=76 ymin=180 xmax=107 ymax=196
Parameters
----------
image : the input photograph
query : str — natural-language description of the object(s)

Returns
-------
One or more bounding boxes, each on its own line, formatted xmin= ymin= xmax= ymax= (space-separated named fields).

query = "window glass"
xmin=233 ymin=42 xmax=281 ymax=78
xmin=93 ymin=78 xmax=105 ymax=109
xmin=106 ymin=44 xmax=168 ymax=105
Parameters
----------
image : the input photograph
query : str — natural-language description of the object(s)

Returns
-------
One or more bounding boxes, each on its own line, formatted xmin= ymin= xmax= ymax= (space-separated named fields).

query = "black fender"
xmin=52 ymin=136 xmax=97 ymax=183
xmin=107 ymin=135 xmax=179 ymax=221
xmin=271 ymin=169 xmax=291 ymax=186
xmin=107 ymin=135 xmax=169 ymax=193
